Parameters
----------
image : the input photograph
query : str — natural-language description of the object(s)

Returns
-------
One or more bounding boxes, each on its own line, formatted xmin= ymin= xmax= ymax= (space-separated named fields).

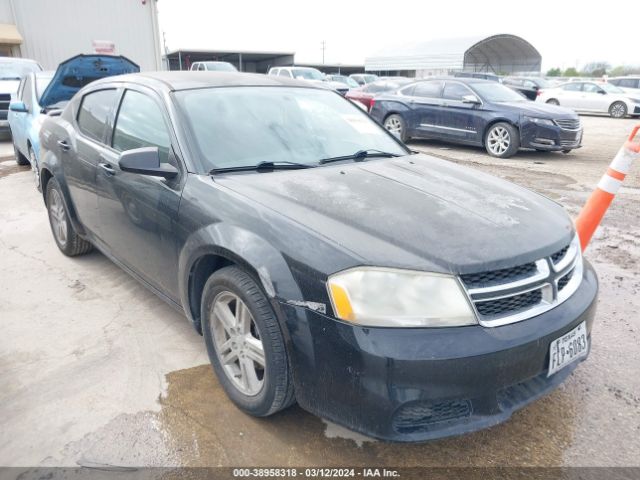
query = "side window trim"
xmin=442 ymin=81 xmax=475 ymax=102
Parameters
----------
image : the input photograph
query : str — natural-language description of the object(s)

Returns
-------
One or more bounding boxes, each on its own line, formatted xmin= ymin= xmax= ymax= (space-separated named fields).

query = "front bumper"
xmin=276 ymin=260 xmax=598 ymax=442
xmin=521 ymin=121 xmax=583 ymax=151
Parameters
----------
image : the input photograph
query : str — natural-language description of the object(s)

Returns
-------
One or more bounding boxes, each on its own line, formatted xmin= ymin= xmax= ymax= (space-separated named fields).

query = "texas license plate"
xmin=548 ymin=321 xmax=588 ymax=376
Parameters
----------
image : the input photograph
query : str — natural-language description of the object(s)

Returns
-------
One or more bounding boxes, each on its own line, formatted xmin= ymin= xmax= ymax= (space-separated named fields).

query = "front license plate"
xmin=548 ymin=321 xmax=588 ymax=376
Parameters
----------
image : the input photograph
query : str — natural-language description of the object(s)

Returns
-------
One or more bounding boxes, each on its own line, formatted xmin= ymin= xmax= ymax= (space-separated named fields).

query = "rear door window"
xmin=112 ymin=89 xmax=172 ymax=164
xmin=77 ymin=89 xmax=118 ymax=142
xmin=413 ymin=81 xmax=443 ymax=99
xmin=563 ymin=83 xmax=583 ymax=92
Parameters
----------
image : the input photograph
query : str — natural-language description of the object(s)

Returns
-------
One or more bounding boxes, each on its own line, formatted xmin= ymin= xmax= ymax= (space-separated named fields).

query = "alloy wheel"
xmin=384 ymin=117 xmax=403 ymax=136
xmin=210 ymin=291 xmax=266 ymax=396
xmin=487 ymin=126 xmax=511 ymax=156
xmin=610 ymin=103 xmax=626 ymax=118
xmin=48 ymin=189 xmax=68 ymax=247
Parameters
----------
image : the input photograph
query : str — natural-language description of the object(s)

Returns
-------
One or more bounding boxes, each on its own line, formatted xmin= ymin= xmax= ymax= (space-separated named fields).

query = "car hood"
xmin=497 ymin=100 xmax=578 ymax=119
xmin=215 ymin=154 xmax=574 ymax=274
xmin=39 ymin=54 xmax=139 ymax=107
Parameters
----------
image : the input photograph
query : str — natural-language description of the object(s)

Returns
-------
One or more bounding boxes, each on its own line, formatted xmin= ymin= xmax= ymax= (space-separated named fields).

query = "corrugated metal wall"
xmin=0 ymin=0 xmax=161 ymax=71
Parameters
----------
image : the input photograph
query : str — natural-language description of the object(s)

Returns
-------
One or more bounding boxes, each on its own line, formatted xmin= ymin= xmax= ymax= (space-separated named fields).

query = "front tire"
xmin=609 ymin=102 xmax=627 ymax=119
xmin=484 ymin=122 xmax=520 ymax=158
xmin=383 ymin=114 xmax=408 ymax=142
xmin=546 ymin=99 xmax=560 ymax=106
xmin=45 ymin=177 xmax=93 ymax=256
xmin=201 ymin=266 xmax=295 ymax=417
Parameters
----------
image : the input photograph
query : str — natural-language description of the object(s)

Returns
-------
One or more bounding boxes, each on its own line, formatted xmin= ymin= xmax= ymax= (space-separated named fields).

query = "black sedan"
xmin=369 ymin=78 xmax=583 ymax=158
xmin=39 ymin=72 xmax=597 ymax=442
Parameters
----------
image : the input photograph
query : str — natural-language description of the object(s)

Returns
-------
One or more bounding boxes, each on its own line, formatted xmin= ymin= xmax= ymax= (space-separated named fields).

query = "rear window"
xmin=77 ymin=89 xmax=118 ymax=142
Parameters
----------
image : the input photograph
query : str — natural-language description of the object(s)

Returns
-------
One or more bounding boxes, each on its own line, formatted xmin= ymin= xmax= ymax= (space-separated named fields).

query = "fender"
xmin=178 ymin=222 xmax=306 ymax=326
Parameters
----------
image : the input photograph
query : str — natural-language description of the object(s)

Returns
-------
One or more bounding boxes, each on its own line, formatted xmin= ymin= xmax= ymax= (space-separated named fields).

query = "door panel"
xmin=405 ymin=81 xmax=444 ymax=137
xmin=96 ymin=88 xmax=183 ymax=300
xmin=435 ymin=82 xmax=483 ymax=143
xmin=64 ymin=88 xmax=119 ymax=236
xmin=581 ymin=83 xmax=609 ymax=112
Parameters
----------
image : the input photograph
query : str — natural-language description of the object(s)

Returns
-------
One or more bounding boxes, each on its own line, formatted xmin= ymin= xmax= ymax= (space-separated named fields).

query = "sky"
xmin=157 ymin=0 xmax=638 ymax=71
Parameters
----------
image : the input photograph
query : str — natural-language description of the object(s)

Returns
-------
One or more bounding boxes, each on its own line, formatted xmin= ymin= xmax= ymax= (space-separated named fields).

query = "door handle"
xmin=57 ymin=140 xmax=71 ymax=151
xmin=98 ymin=162 xmax=115 ymax=176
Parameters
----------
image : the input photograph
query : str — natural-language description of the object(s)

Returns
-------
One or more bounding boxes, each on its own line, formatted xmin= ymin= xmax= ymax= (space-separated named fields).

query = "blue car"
xmin=9 ymin=54 xmax=139 ymax=187
xmin=369 ymin=78 xmax=583 ymax=158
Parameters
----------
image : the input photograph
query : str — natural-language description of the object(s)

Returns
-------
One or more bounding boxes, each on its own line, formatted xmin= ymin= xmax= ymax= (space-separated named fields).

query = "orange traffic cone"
xmin=575 ymin=125 xmax=640 ymax=251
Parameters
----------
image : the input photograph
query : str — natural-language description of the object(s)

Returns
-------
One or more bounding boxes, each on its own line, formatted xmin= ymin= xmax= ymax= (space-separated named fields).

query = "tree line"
xmin=546 ymin=62 xmax=640 ymax=78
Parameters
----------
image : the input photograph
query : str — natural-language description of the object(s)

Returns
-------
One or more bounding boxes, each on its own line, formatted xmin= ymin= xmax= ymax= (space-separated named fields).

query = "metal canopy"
xmin=165 ymin=49 xmax=295 ymax=73
xmin=365 ymin=34 xmax=541 ymax=74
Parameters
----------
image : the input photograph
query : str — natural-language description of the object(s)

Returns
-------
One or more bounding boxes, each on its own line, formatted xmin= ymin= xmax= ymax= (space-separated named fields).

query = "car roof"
xmin=0 ymin=56 xmax=39 ymax=65
xmin=90 ymin=71 xmax=319 ymax=91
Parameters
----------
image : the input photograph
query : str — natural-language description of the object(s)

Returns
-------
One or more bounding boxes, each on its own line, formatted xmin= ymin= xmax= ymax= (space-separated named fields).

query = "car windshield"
xmin=204 ymin=62 xmax=236 ymax=72
xmin=0 ymin=61 xmax=41 ymax=80
xmin=35 ymin=74 xmax=54 ymax=102
xmin=291 ymin=68 xmax=324 ymax=80
xmin=600 ymin=83 xmax=624 ymax=94
xmin=175 ymin=86 xmax=407 ymax=170
xmin=471 ymin=83 xmax=527 ymax=102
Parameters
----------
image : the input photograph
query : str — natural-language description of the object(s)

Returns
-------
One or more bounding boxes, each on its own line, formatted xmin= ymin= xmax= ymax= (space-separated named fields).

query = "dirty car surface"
xmin=38 ymin=71 xmax=598 ymax=442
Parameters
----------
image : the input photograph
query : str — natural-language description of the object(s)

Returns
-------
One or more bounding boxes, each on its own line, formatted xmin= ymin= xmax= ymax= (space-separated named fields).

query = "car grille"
xmin=460 ymin=235 xmax=583 ymax=327
xmin=392 ymin=399 xmax=472 ymax=434
xmin=461 ymin=262 xmax=537 ymax=289
xmin=554 ymin=118 xmax=581 ymax=130
xmin=0 ymin=93 xmax=10 ymax=112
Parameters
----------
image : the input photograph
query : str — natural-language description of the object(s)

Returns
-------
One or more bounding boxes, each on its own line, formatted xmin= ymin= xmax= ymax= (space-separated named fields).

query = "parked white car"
xmin=537 ymin=81 xmax=640 ymax=118
xmin=608 ymin=76 xmax=640 ymax=94
xmin=190 ymin=61 xmax=237 ymax=72
xmin=267 ymin=66 xmax=348 ymax=95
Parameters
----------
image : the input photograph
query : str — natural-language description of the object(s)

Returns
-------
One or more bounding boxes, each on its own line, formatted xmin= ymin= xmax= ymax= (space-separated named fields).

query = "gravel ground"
xmin=0 ymin=114 xmax=638 ymax=469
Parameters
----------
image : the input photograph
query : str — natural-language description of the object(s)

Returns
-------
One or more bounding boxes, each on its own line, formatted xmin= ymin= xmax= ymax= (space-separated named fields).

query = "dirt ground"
xmin=1 ymin=115 xmax=639 ymax=469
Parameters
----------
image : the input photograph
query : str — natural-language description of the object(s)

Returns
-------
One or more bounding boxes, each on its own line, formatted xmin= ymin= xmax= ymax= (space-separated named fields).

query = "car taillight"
xmin=537 ymin=89 xmax=543 ymax=96
xmin=369 ymin=98 xmax=375 ymax=111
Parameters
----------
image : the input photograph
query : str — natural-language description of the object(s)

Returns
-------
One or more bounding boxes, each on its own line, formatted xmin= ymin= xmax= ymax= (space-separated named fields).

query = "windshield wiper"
xmin=210 ymin=161 xmax=314 ymax=175
xmin=319 ymin=149 xmax=400 ymax=165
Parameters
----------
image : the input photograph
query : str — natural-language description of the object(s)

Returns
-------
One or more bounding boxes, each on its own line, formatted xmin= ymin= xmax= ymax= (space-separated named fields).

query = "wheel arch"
xmin=179 ymin=225 xmax=304 ymax=335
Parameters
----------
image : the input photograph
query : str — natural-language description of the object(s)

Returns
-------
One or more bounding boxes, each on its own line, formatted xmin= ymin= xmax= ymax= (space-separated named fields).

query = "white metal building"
xmin=366 ymin=34 xmax=542 ymax=77
xmin=0 ymin=0 xmax=162 ymax=71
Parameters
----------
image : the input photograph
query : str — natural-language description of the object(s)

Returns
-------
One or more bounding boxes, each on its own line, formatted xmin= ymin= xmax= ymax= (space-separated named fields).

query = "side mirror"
xmin=9 ymin=101 xmax=28 ymax=113
xmin=597 ymin=90 xmax=606 ymax=95
xmin=462 ymin=94 xmax=481 ymax=104
xmin=119 ymin=147 xmax=178 ymax=179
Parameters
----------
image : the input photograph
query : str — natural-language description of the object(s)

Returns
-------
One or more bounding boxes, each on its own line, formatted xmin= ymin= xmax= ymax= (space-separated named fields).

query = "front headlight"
xmin=524 ymin=116 xmax=555 ymax=126
xmin=326 ymin=267 xmax=477 ymax=327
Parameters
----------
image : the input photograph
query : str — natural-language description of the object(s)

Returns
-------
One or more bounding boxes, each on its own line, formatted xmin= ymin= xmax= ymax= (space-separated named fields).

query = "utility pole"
xmin=321 ymin=40 xmax=326 ymax=65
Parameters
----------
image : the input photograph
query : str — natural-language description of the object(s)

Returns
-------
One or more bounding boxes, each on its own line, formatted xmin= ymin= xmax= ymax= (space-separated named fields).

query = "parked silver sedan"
xmin=537 ymin=81 xmax=640 ymax=118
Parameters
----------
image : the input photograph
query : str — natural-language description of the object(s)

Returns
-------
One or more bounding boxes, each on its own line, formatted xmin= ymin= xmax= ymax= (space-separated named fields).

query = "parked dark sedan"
xmin=503 ymin=76 xmax=554 ymax=100
xmin=39 ymin=72 xmax=597 ymax=442
xmin=370 ymin=78 xmax=583 ymax=158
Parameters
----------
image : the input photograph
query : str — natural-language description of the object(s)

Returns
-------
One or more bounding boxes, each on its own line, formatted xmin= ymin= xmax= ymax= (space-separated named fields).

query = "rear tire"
xmin=201 ymin=266 xmax=295 ymax=417
xmin=28 ymin=145 xmax=40 ymax=188
xmin=383 ymin=114 xmax=408 ymax=142
xmin=484 ymin=122 xmax=520 ymax=158
xmin=45 ymin=177 xmax=93 ymax=257
xmin=13 ymin=142 xmax=29 ymax=165
xmin=546 ymin=99 xmax=560 ymax=106
xmin=609 ymin=102 xmax=627 ymax=119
